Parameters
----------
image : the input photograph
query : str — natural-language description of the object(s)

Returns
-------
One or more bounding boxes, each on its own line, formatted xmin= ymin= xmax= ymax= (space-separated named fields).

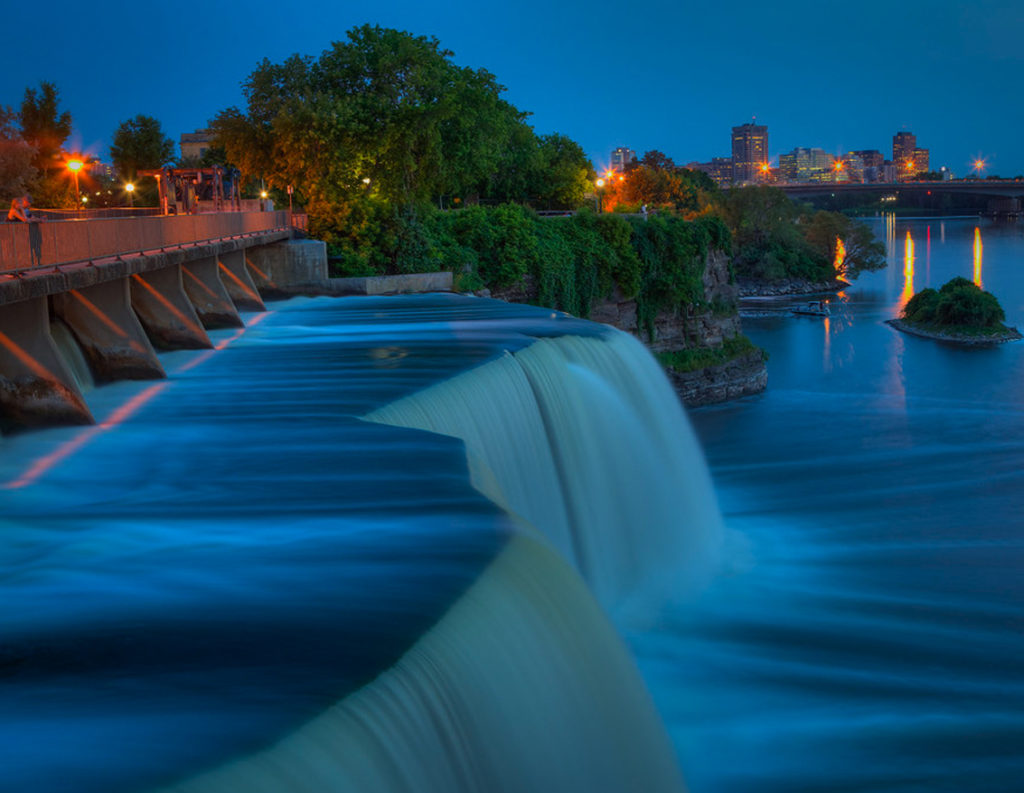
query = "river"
xmin=642 ymin=217 xmax=1024 ymax=792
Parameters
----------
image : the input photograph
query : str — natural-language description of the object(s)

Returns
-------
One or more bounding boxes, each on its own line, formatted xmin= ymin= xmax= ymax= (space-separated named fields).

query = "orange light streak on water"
xmin=3 ymin=383 xmax=169 ymax=490
xmin=973 ymin=227 xmax=983 ymax=288
xmin=901 ymin=230 xmax=915 ymax=306
xmin=3 ymin=312 xmax=274 ymax=489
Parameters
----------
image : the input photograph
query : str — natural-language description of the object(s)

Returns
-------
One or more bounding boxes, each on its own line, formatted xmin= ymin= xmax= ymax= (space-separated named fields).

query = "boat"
xmin=792 ymin=300 xmax=831 ymax=316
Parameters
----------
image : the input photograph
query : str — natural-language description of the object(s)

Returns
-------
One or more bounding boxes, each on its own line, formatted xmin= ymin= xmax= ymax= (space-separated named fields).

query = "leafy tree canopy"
xmin=210 ymin=25 xmax=593 ymax=238
xmin=110 ymin=115 xmax=176 ymax=180
xmin=0 ymin=105 xmax=37 ymax=198
xmin=19 ymin=81 xmax=72 ymax=173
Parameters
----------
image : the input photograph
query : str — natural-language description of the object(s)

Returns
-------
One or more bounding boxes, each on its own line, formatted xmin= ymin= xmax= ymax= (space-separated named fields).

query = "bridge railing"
xmin=0 ymin=211 xmax=290 ymax=275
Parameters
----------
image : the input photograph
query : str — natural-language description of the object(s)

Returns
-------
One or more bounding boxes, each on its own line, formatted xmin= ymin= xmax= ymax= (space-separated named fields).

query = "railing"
xmin=0 ymin=211 xmax=290 ymax=275
xmin=34 ymin=207 xmax=164 ymax=221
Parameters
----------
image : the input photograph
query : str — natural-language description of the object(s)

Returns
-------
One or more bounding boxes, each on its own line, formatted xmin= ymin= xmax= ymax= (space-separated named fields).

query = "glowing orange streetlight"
xmin=973 ymin=159 xmax=987 ymax=176
xmin=67 ymin=158 xmax=84 ymax=205
xmin=125 ymin=182 xmax=135 ymax=208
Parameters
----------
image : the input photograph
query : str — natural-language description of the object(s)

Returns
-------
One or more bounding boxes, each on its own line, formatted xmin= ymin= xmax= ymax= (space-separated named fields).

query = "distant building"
xmin=852 ymin=149 xmax=884 ymax=170
xmin=180 ymin=129 xmax=215 ymax=162
xmin=842 ymin=153 xmax=865 ymax=183
xmin=778 ymin=147 xmax=834 ymax=182
xmin=731 ymin=121 xmax=768 ymax=183
xmin=910 ymin=147 xmax=930 ymax=175
xmin=610 ymin=147 xmax=636 ymax=172
xmin=892 ymin=132 xmax=917 ymax=179
xmin=687 ymin=157 xmax=734 ymax=188
xmin=89 ymin=160 xmax=117 ymax=180
xmin=778 ymin=152 xmax=798 ymax=182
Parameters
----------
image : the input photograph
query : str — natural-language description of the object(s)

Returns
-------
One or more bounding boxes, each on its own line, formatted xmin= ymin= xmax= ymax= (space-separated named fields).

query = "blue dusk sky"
xmin=3 ymin=0 xmax=1023 ymax=176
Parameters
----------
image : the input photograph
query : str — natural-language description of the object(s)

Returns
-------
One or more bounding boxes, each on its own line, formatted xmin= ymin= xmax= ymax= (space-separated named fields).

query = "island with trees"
xmin=889 ymin=277 xmax=1022 ymax=344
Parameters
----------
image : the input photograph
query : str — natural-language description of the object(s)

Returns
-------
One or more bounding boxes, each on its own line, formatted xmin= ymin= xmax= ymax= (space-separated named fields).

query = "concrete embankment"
xmin=0 ymin=237 xmax=327 ymax=433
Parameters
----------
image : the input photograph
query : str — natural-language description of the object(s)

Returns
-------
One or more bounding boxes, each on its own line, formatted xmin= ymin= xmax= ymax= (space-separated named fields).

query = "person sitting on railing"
xmin=7 ymin=195 xmax=39 ymax=223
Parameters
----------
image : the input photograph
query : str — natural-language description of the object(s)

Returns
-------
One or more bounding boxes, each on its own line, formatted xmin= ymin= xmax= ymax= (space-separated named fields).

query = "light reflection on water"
xmin=641 ymin=217 xmax=1024 ymax=793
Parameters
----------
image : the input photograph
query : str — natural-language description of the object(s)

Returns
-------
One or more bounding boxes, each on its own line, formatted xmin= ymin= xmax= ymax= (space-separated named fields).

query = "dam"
xmin=0 ymin=290 xmax=722 ymax=792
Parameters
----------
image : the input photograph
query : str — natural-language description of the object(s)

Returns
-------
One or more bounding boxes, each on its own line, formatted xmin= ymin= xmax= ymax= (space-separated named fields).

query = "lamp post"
xmin=67 ymin=158 xmax=83 ymax=208
xmin=595 ymin=178 xmax=606 ymax=213
xmin=125 ymin=182 xmax=135 ymax=208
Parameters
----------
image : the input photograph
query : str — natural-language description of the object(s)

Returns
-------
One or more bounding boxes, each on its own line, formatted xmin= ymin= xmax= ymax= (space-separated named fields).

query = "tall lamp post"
xmin=67 ymin=158 xmax=83 ymax=208
xmin=125 ymin=182 xmax=135 ymax=207
xmin=595 ymin=178 xmax=605 ymax=213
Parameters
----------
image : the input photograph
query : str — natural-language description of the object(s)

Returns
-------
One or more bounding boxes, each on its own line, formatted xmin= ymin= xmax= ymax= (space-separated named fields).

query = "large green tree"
xmin=19 ymin=81 xmax=72 ymax=174
xmin=110 ymin=115 xmax=175 ymax=180
xmin=0 ymin=105 xmax=37 ymax=199
xmin=211 ymin=25 xmax=591 ymax=238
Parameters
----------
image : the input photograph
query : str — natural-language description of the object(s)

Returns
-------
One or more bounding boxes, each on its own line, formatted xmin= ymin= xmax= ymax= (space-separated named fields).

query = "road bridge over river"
xmin=0 ymin=211 xmax=327 ymax=432
xmin=778 ymin=180 xmax=1024 ymax=212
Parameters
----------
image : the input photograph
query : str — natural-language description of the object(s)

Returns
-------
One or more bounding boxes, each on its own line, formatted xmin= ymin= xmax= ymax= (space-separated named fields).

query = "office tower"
xmin=731 ymin=121 xmax=768 ymax=183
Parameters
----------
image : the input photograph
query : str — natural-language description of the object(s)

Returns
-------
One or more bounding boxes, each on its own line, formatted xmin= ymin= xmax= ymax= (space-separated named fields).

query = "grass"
xmin=656 ymin=334 xmax=765 ymax=374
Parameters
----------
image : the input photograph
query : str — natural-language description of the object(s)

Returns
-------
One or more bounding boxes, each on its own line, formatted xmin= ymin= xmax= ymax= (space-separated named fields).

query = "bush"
xmin=901 ymin=278 xmax=1007 ymax=330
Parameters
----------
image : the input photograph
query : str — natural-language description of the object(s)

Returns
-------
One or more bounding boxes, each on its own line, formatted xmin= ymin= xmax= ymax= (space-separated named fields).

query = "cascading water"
xmin=159 ymin=534 xmax=685 ymax=793
xmin=49 ymin=318 xmax=94 ymax=393
xmin=367 ymin=329 xmax=723 ymax=609
xmin=1 ymin=295 xmax=722 ymax=793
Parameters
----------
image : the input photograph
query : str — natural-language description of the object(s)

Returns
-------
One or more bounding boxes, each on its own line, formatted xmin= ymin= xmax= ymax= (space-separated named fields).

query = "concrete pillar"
xmin=246 ymin=239 xmax=328 ymax=297
xmin=218 ymin=250 xmax=266 ymax=312
xmin=129 ymin=266 xmax=213 ymax=350
xmin=0 ymin=297 xmax=93 ymax=432
xmin=51 ymin=279 xmax=165 ymax=383
xmin=181 ymin=256 xmax=244 ymax=329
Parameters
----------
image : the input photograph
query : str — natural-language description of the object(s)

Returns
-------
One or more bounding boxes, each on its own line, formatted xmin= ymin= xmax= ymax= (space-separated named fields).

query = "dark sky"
xmin=4 ymin=0 xmax=1023 ymax=176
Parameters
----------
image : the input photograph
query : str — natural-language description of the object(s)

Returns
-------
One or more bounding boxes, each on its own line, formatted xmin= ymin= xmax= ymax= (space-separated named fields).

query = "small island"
xmin=888 ymin=277 xmax=1022 ymax=345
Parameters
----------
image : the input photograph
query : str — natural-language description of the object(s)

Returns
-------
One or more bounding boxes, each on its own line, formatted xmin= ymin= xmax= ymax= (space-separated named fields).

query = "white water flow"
xmin=50 ymin=318 xmax=94 ymax=392
xmin=367 ymin=330 xmax=724 ymax=610
xmin=161 ymin=534 xmax=686 ymax=793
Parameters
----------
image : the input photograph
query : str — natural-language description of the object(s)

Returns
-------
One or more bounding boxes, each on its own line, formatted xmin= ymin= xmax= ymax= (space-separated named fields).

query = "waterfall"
xmin=160 ymin=534 xmax=686 ymax=793
xmin=366 ymin=328 xmax=723 ymax=609
xmin=50 ymin=318 xmax=94 ymax=393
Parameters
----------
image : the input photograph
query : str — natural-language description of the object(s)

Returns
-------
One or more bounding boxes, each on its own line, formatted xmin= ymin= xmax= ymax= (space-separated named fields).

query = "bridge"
xmin=0 ymin=211 xmax=328 ymax=432
xmin=778 ymin=180 xmax=1024 ymax=210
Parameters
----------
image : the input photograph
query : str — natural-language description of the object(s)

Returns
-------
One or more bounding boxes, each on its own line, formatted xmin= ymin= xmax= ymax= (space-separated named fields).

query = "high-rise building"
xmin=731 ymin=121 xmax=768 ymax=183
xmin=893 ymin=132 xmax=917 ymax=179
xmin=778 ymin=152 xmax=798 ymax=182
xmin=910 ymin=147 xmax=930 ymax=175
xmin=610 ymin=147 xmax=636 ymax=172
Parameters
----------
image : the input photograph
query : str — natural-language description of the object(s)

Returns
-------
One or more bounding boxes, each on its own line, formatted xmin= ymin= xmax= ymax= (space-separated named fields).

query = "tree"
xmin=211 ymin=25 xmax=567 ymax=241
xmin=19 ymin=82 xmax=72 ymax=174
xmin=110 ymin=115 xmax=175 ymax=180
xmin=0 ymin=105 xmax=37 ymax=199
xmin=533 ymin=134 xmax=594 ymax=208
xmin=801 ymin=210 xmax=885 ymax=278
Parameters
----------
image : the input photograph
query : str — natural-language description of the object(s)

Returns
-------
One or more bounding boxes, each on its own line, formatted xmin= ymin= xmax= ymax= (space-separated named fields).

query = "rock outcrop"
xmin=492 ymin=249 xmax=767 ymax=407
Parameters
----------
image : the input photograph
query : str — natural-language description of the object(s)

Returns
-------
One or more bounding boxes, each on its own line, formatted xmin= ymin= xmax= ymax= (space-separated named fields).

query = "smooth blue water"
xmin=0 ymin=297 xmax=609 ymax=793
xmin=638 ymin=217 xmax=1024 ymax=792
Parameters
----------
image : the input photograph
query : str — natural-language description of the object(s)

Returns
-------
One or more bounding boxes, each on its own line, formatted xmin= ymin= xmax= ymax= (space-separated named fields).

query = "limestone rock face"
xmin=493 ymin=249 xmax=768 ymax=407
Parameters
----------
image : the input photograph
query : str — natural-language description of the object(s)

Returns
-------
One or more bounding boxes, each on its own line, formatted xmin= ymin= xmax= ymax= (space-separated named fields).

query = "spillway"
xmin=0 ymin=294 xmax=722 ymax=793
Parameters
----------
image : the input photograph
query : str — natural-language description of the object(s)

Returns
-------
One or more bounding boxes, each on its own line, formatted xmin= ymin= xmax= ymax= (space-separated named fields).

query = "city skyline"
xmin=3 ymin=0 xmax=1022 ymax=177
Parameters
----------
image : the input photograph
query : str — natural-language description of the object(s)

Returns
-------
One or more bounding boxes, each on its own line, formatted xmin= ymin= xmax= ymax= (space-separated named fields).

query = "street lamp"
xmin=67 ymin=158 xmax=84 ymax=207
xmin=595 ymin=178 xmax=606 ymax=213
xmin=125 ymin=182 xmax=135 ymax=207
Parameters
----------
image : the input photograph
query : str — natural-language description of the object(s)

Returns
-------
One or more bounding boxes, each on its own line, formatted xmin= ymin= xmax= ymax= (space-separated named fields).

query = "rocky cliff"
xmin=492 ymin=249 xmax=767 ymax=407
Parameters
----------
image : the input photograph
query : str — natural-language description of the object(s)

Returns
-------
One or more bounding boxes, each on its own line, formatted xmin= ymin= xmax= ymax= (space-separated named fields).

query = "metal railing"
xmin=1 ymin=211 xmax=291 ymax=275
